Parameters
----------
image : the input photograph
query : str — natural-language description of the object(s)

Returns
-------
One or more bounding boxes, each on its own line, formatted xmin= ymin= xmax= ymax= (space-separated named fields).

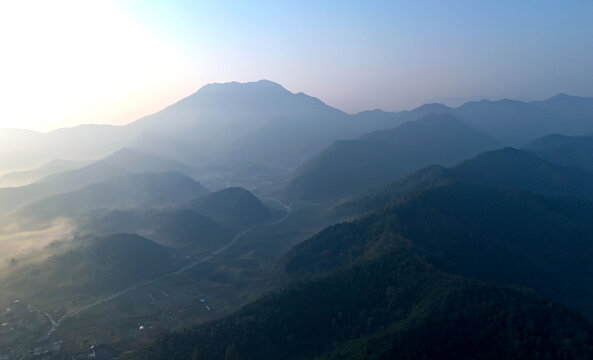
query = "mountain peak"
xmin=190 ymin=186 xmax=269 ymax=227
xmin=547 ymin=93 xmax=574 ymax=100
xmin=412 ymin=102 xmax=451 ymax=113
xmin=195 ymin=79 xmax=290 ymax=96
xmin=541 ymin=92 xmax=592 ymax=103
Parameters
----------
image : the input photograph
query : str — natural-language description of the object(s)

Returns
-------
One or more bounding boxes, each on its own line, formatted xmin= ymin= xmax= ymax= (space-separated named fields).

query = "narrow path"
xmin=44 ymin=312 xmax=57 ymax=327
xmin=42 ymin=205 xmax=293 ymax=338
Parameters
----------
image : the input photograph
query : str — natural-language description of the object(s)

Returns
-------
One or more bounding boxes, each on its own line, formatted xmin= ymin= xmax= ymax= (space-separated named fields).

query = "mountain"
xmin=126 ymin=183 xmax=593 ymax=360
xmin=189 ymin=187 xmax=270 ymax=228
xmin=285 ymin=113 xmax=502 ymax=201
xmin=393 ymin=94 xmax=593 ymax=146
xmin=451 ymin=147 xmax=593 ymax=198
xmin=144 ymin=210 xmax=229 ymax=252
xmin=395 ymin=102 xmax=453 ymax=120
xmin=531 ymin=93 xmax=593 ymax=120
xmin=127 ymin=131 xmax=208 ymax=169
xmin=523 ymin=133 xmax=593 ymax=172
xmin=451 ymin=94 xmax=593 ymax=146
xmin=0 ymin=148 xmax=193 ymax=214
xmin=0 ymin=125 xmax=130 ymax=176
xmin=81 ymin=208 xmax=230 ymax=254
xmin=127 ymin=80 xmax=402 ymax=168
xmin=0 ymin=159 xmax=91 ymax=188
xmin=14 ymin=172 xmax=208 ymax=227
xmin=96 ymin=147 xmax=193 ymax=175
xmin=2 ymin=89 xmax=592 ymax=176
xmin=338 ymin=147 xmax=593 ymax=216
xmin=290 ymin=183 xmax=593 ymax=318
xmin=41 ymin=124 xmax=130 ymax=161
xmin=129 ymin=253 xmax=593 ymax=360
xmin=0 ymin=81 xmax=405 ymax=178
xmin=4 ymin=233 xmax=184 ymax=300
xmin=453 ymin=99 xmax=554 ymax=145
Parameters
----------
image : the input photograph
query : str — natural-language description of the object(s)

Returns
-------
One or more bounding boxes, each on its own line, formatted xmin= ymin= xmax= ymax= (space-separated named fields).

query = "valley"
xmin=1 ymin=192 xmax=300 ymax=358
xmin=2 ymin=80 xmax=593 ymax=359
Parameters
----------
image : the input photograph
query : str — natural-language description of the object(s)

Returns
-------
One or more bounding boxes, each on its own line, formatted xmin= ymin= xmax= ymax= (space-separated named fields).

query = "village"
xmin=0 ymin=299 xmax=63 ymax=360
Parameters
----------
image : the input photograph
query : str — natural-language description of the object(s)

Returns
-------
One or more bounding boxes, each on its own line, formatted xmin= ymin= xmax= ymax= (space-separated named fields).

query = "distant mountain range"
xmin=0 ymin=80 xmax=402 ymax=175
xmin=0 ymin=148 xmax=192 ymax=216
xmin=285 ymin=113 xmax=502 ymax=201
xmin=2 ymin=81 xmax=592 ymax=181
xmin=0 ymin=159 xmax=91 ymax=188
xmin=421 ymin=93 xmax=593 ymax=145
xmin=13 ymin=171 xmax=208 ymax=227
xmin=523 ymin=133 xmax=593 ymax=172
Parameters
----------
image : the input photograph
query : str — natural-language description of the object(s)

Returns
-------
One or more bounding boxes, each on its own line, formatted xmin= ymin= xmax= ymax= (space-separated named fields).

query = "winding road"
xmin=42 ymin=204 xmax=293 ymax=338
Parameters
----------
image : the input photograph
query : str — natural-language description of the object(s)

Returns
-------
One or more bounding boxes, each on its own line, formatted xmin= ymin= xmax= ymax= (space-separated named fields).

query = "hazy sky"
xmin=1 ymin=0 xmax=592 ymax=132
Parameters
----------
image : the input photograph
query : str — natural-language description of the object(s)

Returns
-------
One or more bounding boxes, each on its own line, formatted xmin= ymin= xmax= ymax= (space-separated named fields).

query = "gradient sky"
xmin=1 ymin=0 xmax=592 ymax=132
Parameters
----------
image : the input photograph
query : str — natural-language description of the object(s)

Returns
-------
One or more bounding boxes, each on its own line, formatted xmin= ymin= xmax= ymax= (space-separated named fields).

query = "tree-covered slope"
xmin=127 ymin=240 xmax=593 ymax=360
xmin=125 ymin=183 xmax=593 ymax=360
xmin=291 ymin=183 xmax=593 ymax=318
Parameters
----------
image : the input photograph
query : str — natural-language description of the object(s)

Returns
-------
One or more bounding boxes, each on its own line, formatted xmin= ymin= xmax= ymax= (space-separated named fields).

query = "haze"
xmin=1 ymin=0 xmax=592 ymax=131
xmin=3 ymin=2 xmax=593 ymax=357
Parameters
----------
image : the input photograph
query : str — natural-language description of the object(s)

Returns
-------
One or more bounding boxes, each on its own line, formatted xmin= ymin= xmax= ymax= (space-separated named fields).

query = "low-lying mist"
xmin=0 ymin=217 xmax=75 ymax=276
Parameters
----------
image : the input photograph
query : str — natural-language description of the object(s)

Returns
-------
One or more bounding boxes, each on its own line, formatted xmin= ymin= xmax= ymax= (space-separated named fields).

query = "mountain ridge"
xmin=285 ymin=113 xmax=503 ymax=201
xmin=337 ymin=147 xmax=593 ymax=217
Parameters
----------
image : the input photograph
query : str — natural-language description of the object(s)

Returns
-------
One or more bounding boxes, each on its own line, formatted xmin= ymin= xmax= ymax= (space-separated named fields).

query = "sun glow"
xmin=0 ymin=0 xmax=190 ymax=131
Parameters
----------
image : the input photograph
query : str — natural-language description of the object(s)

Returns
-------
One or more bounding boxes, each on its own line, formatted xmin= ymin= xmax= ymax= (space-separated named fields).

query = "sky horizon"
xmin=0 ymin=78 xmax=585 ymax=134
xmin=1 ymin=1 xmax=592 ymax=132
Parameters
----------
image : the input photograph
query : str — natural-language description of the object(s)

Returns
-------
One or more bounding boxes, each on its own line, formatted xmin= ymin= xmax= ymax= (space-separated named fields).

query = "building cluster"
xmin=0 ymin=300 xmax=61 ymax=360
